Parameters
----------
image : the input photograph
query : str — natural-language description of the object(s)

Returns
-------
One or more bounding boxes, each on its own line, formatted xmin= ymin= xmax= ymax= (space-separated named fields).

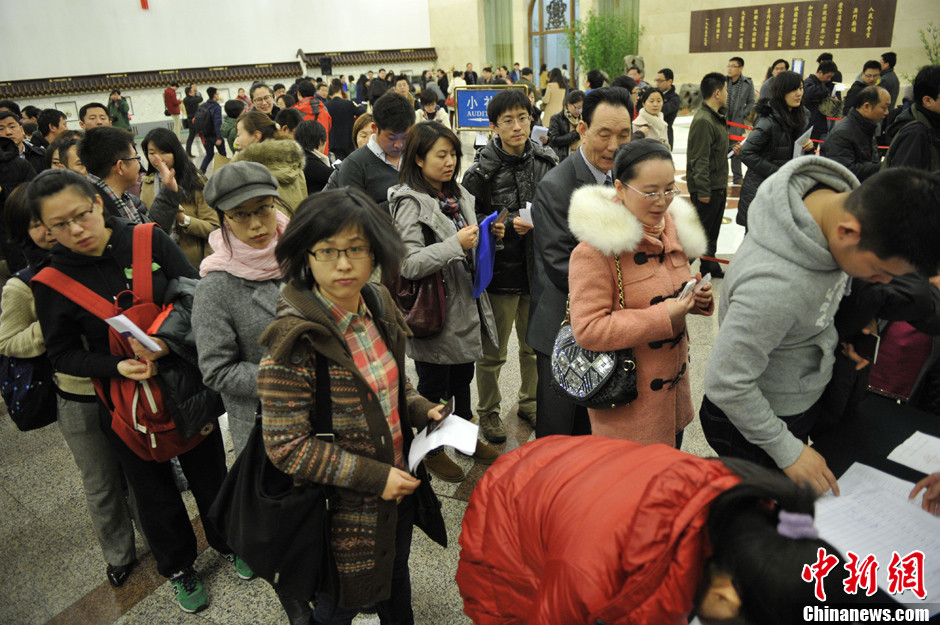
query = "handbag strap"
xmin=563 ymin=254 xmax=625 ymax=324
xmin=312 ymin=351 xmax=333 ymax=441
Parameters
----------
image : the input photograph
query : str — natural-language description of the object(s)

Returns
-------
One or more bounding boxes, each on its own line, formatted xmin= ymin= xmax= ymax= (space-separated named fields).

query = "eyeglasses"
xmin=727 ymin=64 xmax=742 ymax=69
xmin=225 ymin=203 xmax=275 ymax=223
xmin=494 ymin=114 xmax=531 ymax=128
xmin=120 ymin=155 xmax=142 ymax=168
xmin=253 ymin=95 xmax=274 ymax=105
xmin=624 ymin=183 xmax=681 ymax=201
xmin=46 ymin=204 xmax=97 ymax=236
xmin=308 ymin=246 xmax=372 ymax=262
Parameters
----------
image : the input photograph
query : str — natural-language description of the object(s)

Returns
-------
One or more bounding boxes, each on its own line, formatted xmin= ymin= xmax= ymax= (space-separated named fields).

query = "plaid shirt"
xmin=315 ymin=288 xmax=404 ymax=469
xmin=87 ymin=174 xmax=149 ymax=225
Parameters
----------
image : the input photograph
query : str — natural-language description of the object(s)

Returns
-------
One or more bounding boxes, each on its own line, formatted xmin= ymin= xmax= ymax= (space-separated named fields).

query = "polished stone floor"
xmin=0 ymin=115 xmax=746 ymax=624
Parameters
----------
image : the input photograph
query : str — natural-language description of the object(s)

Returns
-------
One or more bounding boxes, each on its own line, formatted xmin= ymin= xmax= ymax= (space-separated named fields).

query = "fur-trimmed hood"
xmin=568 ymin=184 xmax=708 ymax=259
xmin=232 ymin=138 xmax=306 ymax=186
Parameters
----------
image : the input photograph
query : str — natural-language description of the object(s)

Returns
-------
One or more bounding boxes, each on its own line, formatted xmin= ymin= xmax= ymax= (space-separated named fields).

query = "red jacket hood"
xmin=457 ymin=436 xmax=741 ymax=625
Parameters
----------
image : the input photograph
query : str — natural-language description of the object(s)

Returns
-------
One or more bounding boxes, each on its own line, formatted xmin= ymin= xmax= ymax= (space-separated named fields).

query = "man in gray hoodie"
xmin=701 ymin=157 xmax=940 ymax=495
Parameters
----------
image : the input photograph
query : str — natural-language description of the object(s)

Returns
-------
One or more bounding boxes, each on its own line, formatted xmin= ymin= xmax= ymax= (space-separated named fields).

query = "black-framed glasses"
xmin=625 ymin=183 xmax=681 ymax=201
xmin=46 ymin=204 xmax=97 ymax=236
xmin=225 ymin=203 xmax=275 ymax=223
xmin=307 ymin=246 xmax=372 ymax=262
xmin=494 ymin=114 xmax=531 ymax=128
xmin=120 ymin=155 xmax=142 ymax=168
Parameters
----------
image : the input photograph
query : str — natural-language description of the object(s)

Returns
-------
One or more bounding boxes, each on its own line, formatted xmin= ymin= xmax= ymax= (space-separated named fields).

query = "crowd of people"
xmin=1 ymin=48 xmax=940 ymax=624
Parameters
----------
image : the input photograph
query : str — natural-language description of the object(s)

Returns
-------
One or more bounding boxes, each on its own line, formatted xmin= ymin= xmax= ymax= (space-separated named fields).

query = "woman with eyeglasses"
xmin=566 ymin=140 xmax=714 ymax=447
xmin=140 ymin=128 xmax=219 ymax=269
xmin=191 ymin=162 xmax=291 ymax=456
xmin=248 ymin=83 xmax=280 ymax=120
xmin=257 ymin=188 xmax=446 ymax=625
xmin=389 ymin=122 xmax=503 ymax=482
xmin=29 ymin=169 xmax=247 ymax=614
xmin=0 ymin=185 xmax=138 ymax=588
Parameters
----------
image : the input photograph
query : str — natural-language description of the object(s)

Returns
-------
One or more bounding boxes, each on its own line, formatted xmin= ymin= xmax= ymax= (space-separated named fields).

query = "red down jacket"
xmin=456 ymin=436 xmax=741 ymax=625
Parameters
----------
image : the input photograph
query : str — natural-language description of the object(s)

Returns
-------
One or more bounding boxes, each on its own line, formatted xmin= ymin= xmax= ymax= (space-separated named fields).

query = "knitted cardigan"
xmin=257 ymin=279 xmax=438 ymax=608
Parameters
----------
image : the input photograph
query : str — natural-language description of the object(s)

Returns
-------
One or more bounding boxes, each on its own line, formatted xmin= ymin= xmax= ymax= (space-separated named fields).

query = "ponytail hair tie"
xmin=777 ymin=510 xmax=819 ymax=540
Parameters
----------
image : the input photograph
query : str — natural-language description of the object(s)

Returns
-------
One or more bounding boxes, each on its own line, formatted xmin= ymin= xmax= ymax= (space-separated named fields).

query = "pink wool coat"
xmin=567 ymin=185 xmax=712 ymax=444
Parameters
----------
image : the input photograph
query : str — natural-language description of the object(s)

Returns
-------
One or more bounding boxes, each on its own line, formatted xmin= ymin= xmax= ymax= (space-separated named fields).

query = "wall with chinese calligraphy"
xmin=0 ymin=0 xmax=432 ymax=82
xmin=689 ymin=0 xmax=897 ymax=54
xmin=640 ymin=0 xmax=938 ymax=101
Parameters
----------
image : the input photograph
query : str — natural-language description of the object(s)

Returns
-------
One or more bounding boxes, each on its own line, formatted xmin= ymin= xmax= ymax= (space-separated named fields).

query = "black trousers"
xmin=699 ymin=395 xmax=818 ymax=469
xmin=691 ymin=188 xmax=726 ymax=273
xmin=413 ymin=361 xmax=475 ymax=420
xmin=534 ymin=351 xmax=591 ymax=438
xmin=100 ymin=405 xmax=230 ymax=577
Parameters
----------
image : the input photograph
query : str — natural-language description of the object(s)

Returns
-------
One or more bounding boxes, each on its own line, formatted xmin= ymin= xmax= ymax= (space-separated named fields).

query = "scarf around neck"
xmin=199 ymin=209 xmax=289 ymax=280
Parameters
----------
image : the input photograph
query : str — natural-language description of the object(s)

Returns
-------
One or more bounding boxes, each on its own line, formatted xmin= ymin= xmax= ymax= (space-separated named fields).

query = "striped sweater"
xmin=257 ymin=279 xmax=437 ymax=607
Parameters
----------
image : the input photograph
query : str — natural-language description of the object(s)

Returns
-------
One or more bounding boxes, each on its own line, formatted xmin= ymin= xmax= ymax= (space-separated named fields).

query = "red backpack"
xmin=33 ymin=223 xmax=214 ymax=462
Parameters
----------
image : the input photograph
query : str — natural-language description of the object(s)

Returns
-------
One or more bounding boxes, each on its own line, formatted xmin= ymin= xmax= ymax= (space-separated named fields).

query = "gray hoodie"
xmin=704 ymin=156 xmax=857 ymax=468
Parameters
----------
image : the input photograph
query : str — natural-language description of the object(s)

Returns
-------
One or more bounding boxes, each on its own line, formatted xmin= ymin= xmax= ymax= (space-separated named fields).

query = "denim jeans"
xmin=199 ymin=137 xmax=226 ymax=173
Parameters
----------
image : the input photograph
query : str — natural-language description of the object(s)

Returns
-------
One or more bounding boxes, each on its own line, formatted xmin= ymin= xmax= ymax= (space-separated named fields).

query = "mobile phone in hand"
xmin=427 ymin=397 xmax=454 ymax=434
xmin=694 ymin=273 xmax=712 ymax=293
xmin=496 ymin=208 xmax=509 ymax=224
xmin=679 ymin=279 xmax=697 ymax=301
xmin=853 ymin=332 xmax=880 ymax=364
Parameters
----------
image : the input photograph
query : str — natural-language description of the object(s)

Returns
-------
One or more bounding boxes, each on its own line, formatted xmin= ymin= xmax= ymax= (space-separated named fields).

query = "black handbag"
xmin=208 ymin=352 xmax=337 ymax=601
xmin=550 ymin=255 xmax=638 ymax=409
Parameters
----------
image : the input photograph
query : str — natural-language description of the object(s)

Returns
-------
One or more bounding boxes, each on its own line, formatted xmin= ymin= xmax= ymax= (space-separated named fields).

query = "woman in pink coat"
xmin=568 ymin=139 xmax=714 ymax=446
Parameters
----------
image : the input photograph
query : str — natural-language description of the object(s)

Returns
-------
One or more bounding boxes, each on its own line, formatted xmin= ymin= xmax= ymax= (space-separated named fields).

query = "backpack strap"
xmin=32 ymin=267 xmax=116 ymax=321
xmin=131 ymin=223 xmax=156 ymax=302
xmin=312 ymin=351 xmax=333 ymax=440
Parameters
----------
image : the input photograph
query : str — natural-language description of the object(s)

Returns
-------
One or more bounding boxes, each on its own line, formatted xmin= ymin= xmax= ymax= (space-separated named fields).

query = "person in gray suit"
xmin=526 ymin=87 xmax=634 ymax=438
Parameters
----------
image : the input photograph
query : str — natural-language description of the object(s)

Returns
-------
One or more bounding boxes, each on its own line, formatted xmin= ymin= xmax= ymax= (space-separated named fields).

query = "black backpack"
xmin=192 ymin=103 xmax=211 ymax=135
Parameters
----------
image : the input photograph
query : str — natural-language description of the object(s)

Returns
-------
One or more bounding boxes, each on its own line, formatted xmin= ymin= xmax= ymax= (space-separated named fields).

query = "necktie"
xmin=604 ymin=174 xmax=613 ymax=187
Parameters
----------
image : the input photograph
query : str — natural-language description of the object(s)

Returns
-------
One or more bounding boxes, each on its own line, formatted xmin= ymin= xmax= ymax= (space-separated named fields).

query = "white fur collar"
xmin=568 ymin=185 xmax=708 ymax=258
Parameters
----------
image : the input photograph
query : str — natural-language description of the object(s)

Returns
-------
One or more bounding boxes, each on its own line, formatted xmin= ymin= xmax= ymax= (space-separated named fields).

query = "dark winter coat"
xmin=326 ymin=145 xmax=399 ymax=212
xmin=802 ymin=74 xmax=835 ymax=140
xmin=34 ymin=219 xmax=199 ymax=381
xmin=461 ymin=138 xmax=558 ymax=295
xmin=324 ymin=97 xmax=367 ymax=160
xmin=842 ymin=80 xmax=868 ymax=112
xmin=883 ymin=103 xmax=940 ymax=172
xmin=546 ymin=110 xmax=579 ymax=160
xmin=820 ymin=108 xmax=882 ymax=182
xmin=686 ymin=103 xmax=729 ymax=195
xmin=661 ymin=85 xmax=681 ymax=146
xmin=738 ymin=100 xmax=811 ymax=226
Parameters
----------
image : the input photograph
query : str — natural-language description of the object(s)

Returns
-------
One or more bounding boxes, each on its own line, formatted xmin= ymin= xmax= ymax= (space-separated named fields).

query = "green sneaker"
xmin=225 ymin=553 xmax=254 ymax=580
xmin=170 ymin=567 xmax=207 ymax=613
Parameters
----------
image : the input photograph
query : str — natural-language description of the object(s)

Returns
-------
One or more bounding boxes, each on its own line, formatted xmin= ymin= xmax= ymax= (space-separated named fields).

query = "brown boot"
xmin=472 ymin=439 xmax=500 ymax=465
xmin=423 ymin=450 xmax=465 ymax=482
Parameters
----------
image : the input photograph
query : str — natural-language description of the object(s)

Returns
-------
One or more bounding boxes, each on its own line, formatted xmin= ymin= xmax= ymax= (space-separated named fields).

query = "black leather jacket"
xmin=462 ymin=138 xmax=557 ymax=295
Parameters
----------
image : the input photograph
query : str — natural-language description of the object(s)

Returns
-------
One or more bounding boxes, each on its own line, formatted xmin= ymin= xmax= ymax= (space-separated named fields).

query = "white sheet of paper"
xmin=408 ymin=415 xmax=479 ymax=474
xmin=815 ymin=486 xmax=940 ymax=610
xmin=475 ymin=132 xmax=489 ymax=146
xmin=887 ymin=431 xmax=940 ymax=475
xmin=106 ymin=314 xmax=162 ymax=352
xmin=794 ymin=127 xmax=813 ymax=159
xmin=833 ymin=82 xmax=848 ymax=93
xmin=827 ymin=462 xmax=925 ymax=507
xmin=728 ymin=135 xmax=744 ymax=158
xmin=519 ymin=202 xmax=533 ymax=226
xmin=530 ymin=125 xmax=549 ymax=143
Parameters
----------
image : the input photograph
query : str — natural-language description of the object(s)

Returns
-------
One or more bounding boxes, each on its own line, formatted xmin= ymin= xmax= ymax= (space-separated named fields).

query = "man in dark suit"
xmin=465 ymin=63 xmax=479 ymax=86
xmin=527 ymin=87 xmax=634 ymax=438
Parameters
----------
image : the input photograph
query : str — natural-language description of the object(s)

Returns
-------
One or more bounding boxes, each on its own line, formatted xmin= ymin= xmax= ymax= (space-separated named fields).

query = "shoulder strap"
xmin=132 ymin=223 xmax=155 ymax=302
xmin=32 ymin=267 xmax=116 ymax=321
xmin=313 ymin=351 xmax=333 ymax=438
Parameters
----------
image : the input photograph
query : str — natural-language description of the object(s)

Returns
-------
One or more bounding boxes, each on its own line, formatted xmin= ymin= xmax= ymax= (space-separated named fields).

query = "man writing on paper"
xmin=462 ymin=88 xmax=557 ymax=442
xmin=701 ymin=160 xmax=940 ymax=495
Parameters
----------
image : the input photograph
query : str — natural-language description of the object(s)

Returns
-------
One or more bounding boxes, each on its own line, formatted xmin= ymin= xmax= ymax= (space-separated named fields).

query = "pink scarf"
xmin=199 ymin=210 xmax=289 ymax=280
